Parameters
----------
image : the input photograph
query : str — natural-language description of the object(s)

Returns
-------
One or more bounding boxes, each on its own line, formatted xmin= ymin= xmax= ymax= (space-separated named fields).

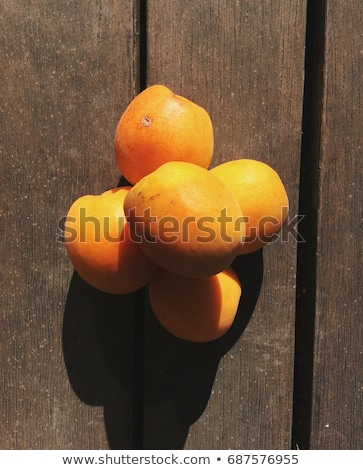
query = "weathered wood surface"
xmin=0 ymin=0 xmax=362 ymax=450
xmin=309 ymin=0 xmax=363 ymax=449
xmin=143 ymin=0 xmax=306 ymax=450
xmin=0 ymin=0 xmax=138 ymax=449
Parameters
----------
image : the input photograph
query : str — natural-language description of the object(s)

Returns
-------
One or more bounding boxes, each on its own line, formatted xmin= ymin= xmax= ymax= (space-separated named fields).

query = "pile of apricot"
xmin=65 ymin=85 xmax=288 ymax=342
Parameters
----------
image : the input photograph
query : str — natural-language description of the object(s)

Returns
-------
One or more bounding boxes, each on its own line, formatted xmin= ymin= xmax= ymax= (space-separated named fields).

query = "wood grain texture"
xmin=310 ymin=0 xmax=363 ymax=449
xmin=143 ymin=0 xmax=306 ymax=449
xmin=2 ymin=0 xmax=360 ymax=452
xmin=0 ymin=1 xmax=138 ymax=449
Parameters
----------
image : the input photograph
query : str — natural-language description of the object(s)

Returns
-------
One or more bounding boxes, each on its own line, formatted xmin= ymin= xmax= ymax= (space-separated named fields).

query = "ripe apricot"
xmin=124 ymin=161 xmax=245 ymax=277
xmin=64 ymin=187 xmax=157 ymax=294
xmin=210 ymin=159 xmax=289 ymax=254
xmin=148 ymin=266 xmax=242 ymax=342
xmin=115 ymin=84 xmax=214 ymax=184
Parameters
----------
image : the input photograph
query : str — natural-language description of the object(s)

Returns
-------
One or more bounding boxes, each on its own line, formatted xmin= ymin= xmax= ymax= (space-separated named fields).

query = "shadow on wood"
xmin=62 ymin=271 xmax=136 ymax=449
xmin=62 ymin=246 xmax=263 ymax=450
xmin=142 ymin=249 xmax=264 ymax=449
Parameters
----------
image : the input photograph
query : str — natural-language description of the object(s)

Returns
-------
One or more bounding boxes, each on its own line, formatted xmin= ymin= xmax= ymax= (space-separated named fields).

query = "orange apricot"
xmin=123 ymin=161 xmax=246 ymax=277
xmin=64 ymin=187 xmax=157 ymax=294
xmin=148 ymin=266 xmax=242 ymax=342
xmin=210 ymin=159 xmax=289 ymax=254
xmin=115 ymin=84 xmax=214 ymax=184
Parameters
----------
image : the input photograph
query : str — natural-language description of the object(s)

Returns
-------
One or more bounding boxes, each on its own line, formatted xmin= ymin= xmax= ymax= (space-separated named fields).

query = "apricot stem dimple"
xmin=141 ymin=116 xmax=152 ymax=127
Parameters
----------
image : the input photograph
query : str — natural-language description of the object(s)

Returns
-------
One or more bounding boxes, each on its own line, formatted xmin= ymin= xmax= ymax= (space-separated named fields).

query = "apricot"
xmin=148 ymin=267 xmax=242 ymax=342
xmin=124 ymin=161 xmax=245 ymax=277
xmin=115 ymin=84 xmax=214 ymax=184
xmin=210 ymin=159 xmax=289 ymax=254
xmin=64 ymin=187 xmax=158 ymax=294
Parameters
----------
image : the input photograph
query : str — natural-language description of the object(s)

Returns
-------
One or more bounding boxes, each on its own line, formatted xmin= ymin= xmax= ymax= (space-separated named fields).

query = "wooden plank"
xmin=310 ymin=0 xmax=363 ymax=449
xmin=0 ymin=1 xmax=138 ymax=449
xmin=143 ymin=0 xmax=306 ymax=449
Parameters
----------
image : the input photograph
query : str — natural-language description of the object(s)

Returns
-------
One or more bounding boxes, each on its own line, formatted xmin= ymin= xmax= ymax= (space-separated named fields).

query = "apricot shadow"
xmin=117 ymin=175 xmax=132 ymax=187
xmin=141 ymin=249 xmax=264 ymax=449
xmin=62 ymin=249 xmax=263 ymax=450
xmin=62 ymin=270 xmax=137 ymax=449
